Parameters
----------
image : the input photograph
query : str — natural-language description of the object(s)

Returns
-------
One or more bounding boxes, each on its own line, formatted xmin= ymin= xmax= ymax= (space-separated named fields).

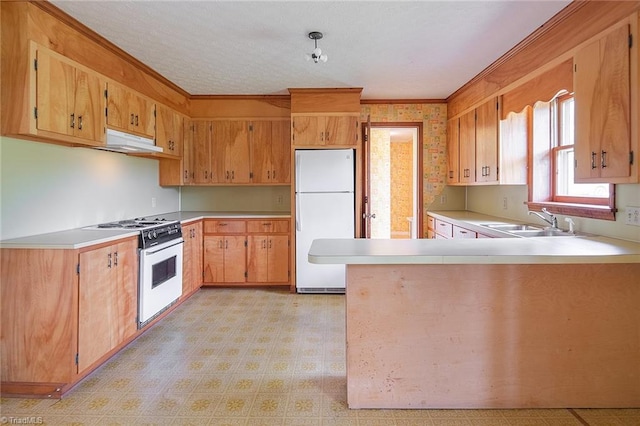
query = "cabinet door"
xmin=105 ymin=83 xmax=130 ymax=132
xmin=36 ymin=49 xmax=75 ymax=137
xmin=78 ymin=245 xmax=116 ymax=373
xmin=459 ymin=110 xmax=476 ymax=184
xmin=182 ymin=222 xmax=203 ymax=295
xmin=182 ymin=120 xmax=195 ymax=184
xmin=128 ymin=92 xmax=155 ymax=138
xmin=476 ymin=99 xmax=498 ymax=183
xmin=292 ymin=116 xmax=322 ymax=145
xmin=172 ymin=111 xmax=184 ymax=157
xmin=192 ymin=121 xmax=213 ymax=184
xmin=73 ymin=68 xmax=104 ymax=143
xmin=271 ymin=120 xmax=291 ymax=183
xmin=112 ymin=239 xmax=138 ymax=344
xmin=250 ymin=121 xmax=272 ymax=183
xmin=224 ymin=236 xmax=247 ymax=283
xmin=156 ymin=104 xmax=179 ymax=156
xmin=247 ymin=235 xmax=269 ymax=282
xmin=213 ymin=120 xmax=250 ymax=183
xmin=203 ymin=236 xmax=224 ymax=283
xmin=325 ymin=115 xmax=358 ymax=146
xmin=446 ymin=118 xmax=460 ymax=184
xmin=267 ymin=235 xmax=289 ymax=283
xmin=574 ymin=24 xmax=631 ymax=181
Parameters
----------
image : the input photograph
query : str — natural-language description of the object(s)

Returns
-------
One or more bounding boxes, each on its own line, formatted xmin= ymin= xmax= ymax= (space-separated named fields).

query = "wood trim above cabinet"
xmin=289 ymin=88 xmax=363 ymax=113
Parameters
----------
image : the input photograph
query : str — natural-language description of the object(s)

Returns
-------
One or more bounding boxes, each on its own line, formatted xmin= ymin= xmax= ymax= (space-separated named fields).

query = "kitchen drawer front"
xmin=453 ymin=225 xmax=477 ymax=239
xmin=434 ymin=219 xmax=453 ymax=238
xmin=247 ymin=219 xmax=289 ymax=234
xmin=204 ymin=220 xmax=247 ymax=234
xmin=427 ymin=216 xmax=435 ymax=231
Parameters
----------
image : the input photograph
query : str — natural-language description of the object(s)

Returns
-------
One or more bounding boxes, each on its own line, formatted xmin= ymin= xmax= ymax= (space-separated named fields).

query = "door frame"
xmin=361 ymin=121 xmax=424 ymax=239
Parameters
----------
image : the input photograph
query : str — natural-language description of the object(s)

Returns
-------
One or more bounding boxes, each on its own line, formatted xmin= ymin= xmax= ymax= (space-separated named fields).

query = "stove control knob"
xmin=147 ymin=231 xmax=153 ymax=240
xmin=153 ymin=230 xmax=157 ymax=238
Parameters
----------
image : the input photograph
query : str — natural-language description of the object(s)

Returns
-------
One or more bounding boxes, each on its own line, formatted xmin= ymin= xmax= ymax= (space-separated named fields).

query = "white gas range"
xmin=85 ymin=217 xmax=183 ymax=328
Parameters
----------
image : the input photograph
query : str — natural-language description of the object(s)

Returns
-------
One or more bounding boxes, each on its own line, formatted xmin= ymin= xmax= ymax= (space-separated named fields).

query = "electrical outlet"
xmin=151 ymin=197 xmax=157 ymax=208
xmin=625 ymin=206 xmax=640 ymax=226
xmin=502 ymin=197 xmax=508 ymax=210
xmin=440 ymin=195 xmax=447 ymax=204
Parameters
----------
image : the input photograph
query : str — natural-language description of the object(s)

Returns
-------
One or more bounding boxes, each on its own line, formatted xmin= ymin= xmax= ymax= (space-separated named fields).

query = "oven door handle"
xmin=142 ymin=239 xmax=184 ymax=255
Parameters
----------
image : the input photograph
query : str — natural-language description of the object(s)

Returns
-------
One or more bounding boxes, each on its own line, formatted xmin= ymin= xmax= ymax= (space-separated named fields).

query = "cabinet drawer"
xmin=427 ymin=216 xmax=435 ymax=230
xmin=453 ymin=225 xmax=477 ymax=239
xmin=247 ymin=219 xmax=289 ymax=234
xmin=434 ymin=219 xmax=453 ymax=238
xmin=204 ymin=220 xmax=246 ymax=234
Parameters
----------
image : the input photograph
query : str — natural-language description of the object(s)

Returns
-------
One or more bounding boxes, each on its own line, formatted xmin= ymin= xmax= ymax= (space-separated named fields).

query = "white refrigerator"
xmin=295 ymin=149 xmax=355 ymax=293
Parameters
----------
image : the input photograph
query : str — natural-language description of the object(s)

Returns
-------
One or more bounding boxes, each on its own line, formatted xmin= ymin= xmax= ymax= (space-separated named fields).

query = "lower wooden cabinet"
xmin=78 ymin=238 xmax=137 ymax=373
xmin=427 ymin=215 xmax=493 ymax=240
xmin=182 ymin=221 xmax=203 ymax=296
xmin=0 ymin=236 xmax=139 ymax=397
xmin=202 ymin=218 xmax=290 ymax=286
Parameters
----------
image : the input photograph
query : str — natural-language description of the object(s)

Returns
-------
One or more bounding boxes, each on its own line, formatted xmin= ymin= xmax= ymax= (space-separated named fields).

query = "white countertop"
xmin=0 ymin=211 xmax=290 ymax=249
xmin=308 ymin=236 xmax=640 ymax=264
xmin=308 ymin=210 xmax=640 ymax=265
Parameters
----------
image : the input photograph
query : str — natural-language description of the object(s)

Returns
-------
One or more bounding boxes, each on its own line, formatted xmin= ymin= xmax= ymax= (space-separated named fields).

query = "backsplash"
xmin=181 ymin=186 xmax=291 ymax=212
xmin=466 ymin=184 xmax=640 ymax=242
xmin=0 ymin=137 xmax=179 ymax=240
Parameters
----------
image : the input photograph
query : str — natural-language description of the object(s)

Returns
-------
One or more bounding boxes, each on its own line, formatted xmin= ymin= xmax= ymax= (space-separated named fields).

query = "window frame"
xmin=526 ymin=93 xmax=616 ymax=221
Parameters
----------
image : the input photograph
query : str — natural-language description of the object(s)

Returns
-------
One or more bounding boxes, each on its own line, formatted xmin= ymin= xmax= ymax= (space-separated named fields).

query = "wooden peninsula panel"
xmin=346 ymin=263 xmax=640 ymax=409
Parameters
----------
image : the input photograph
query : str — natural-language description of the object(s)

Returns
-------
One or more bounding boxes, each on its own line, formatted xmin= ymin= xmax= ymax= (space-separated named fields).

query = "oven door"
xmin=138 ymin=238 xmax=184 ymax=328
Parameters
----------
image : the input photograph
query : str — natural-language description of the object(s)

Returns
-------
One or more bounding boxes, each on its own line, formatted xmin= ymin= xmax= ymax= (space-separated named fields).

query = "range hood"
xmin=98 ymin=129 xmax=163 ymax=154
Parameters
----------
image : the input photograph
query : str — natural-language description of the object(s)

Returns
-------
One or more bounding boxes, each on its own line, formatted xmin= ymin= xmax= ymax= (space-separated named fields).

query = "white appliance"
xmin=295 ymin=149 xmax=355 ymax=293
xmin=99 ymin=128 xmax=163 ymax=154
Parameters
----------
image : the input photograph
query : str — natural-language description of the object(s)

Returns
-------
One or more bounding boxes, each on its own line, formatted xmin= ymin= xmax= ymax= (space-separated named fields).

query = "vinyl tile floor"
xmin=1 ymin=288 xmax=638 ymax=426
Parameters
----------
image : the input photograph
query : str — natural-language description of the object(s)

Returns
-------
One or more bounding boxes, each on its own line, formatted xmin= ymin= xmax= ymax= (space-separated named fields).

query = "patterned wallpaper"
xmin=390 ymin=141 xmax=413 ymax=238
xmin=360 ymin=103 xmax=448 ymax=237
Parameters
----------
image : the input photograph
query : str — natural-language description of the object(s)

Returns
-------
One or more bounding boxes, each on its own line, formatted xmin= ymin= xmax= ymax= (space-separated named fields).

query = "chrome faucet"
xmin=528 ymin=208 xmax=558 ymax=228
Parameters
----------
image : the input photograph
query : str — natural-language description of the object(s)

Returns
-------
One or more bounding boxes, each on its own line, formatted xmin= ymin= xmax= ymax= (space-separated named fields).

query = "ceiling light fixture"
xmin=306 ymin=31 xmax=328 ymax=63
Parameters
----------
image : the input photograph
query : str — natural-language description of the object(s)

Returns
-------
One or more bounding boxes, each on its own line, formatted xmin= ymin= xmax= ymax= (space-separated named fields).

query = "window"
xmin=552 ymin=94 xmax=610 ymax=205
xmin=528 ymin=92 xmax=615 ymax=220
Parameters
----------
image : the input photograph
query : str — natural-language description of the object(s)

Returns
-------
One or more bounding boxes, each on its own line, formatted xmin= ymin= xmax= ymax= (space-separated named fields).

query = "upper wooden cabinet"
xmin=156 ymin=104 xmax=184 ymax=158
xmin=574 ymin=23 xmax=633 ymax=183
xmin=160 ymin=118 xmax=292 ymax=186
xmin=105 ymin=82 xmax=155 ymax=139
xmin=35 ymin=47 xmax=105 ymax=146
xmin=251 ymin=120 xmax=291 ymax=183
xmin=2 ymin=43 xmax=106 ymax=147
xmin=212 ymin=120 xmax=251 ymax=183
xmin=447 ymin=98 xmax=499 ymax=185
xmin=291 ymin=115 xmax=359 ymax=146
xmin=475 ymin=99 xmax=499 ymax=183
xmin=289 ymin=88 xmax=362 ymax=148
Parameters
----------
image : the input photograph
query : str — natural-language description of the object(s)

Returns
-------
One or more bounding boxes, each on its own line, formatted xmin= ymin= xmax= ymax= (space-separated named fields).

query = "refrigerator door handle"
xmin=296 ymin=195 xmax=302 ymax=231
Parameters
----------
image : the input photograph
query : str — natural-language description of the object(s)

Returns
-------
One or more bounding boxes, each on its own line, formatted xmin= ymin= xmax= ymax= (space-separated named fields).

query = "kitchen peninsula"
xmin=309 ymin=235 xmax=640 ymax=409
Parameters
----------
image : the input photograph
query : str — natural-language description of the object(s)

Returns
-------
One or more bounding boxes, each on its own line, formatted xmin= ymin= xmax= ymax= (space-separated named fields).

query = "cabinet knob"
xmin=601 ymin=150 xmax=607 ymax=168
xmin=130 ymin=113 xmax=135 ymax=126
xmin=70 ymin=113 xmax=75 ymax=129
xmin=78 ymin=115 xmax=83 ymax=130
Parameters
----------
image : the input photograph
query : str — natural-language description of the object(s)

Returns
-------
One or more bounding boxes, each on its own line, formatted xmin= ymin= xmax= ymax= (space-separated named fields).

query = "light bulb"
xmin=313 ymin=47 xmax=322 ymax=57
xmin=320 ymin=54 xmax=328 ymax=63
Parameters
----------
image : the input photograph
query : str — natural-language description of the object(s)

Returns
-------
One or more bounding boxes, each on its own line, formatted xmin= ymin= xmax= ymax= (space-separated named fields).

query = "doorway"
xmin=362 ymin=122 xmax=422 ymax=239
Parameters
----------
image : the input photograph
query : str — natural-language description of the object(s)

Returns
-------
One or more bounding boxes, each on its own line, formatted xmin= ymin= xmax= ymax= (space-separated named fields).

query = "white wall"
xmin=0 ymin=136 xmax=180 ymax=240
xmin=466 ymin=184 xmax=640 ymax=242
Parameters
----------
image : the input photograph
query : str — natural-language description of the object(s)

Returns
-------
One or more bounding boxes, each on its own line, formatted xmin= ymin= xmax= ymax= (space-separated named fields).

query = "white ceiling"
xmin=50 ymin=0 xmax=572 ymax=99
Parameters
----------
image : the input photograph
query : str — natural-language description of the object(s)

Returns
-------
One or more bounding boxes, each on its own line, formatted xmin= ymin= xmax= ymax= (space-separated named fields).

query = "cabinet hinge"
xmin=33 ymin=59 xmax=38 ymax=71
xmin=629 ymin=34 xmax=633 ymax=48
xmin=76 ymin=263 xmax=80 ymax=274
xmin=249 ymin=172 xmax=253 ymax=179
xmin=75 ymin=353 xmax=79 ymax=365
xmin=363 ymin=134 xmax=368 ymax=143
xmin=33 ymin=107 xmax=38 ymax=119
xmin=244 ymin=240 xmax=248 ymax=247
xmin=249 ymin=124 xmax=253 ymax=131
xmin=104 ymin=89 xmax=108 ymax=98
xmin=630 ymin=151 xmax=634 ymax=165
xmin=244 ymin=271 xmax=248 ymax=278
xmin=105 ymin=107 xmax=108 ymax=117
xmin=574 ymin=64 xmax=577 ymax=73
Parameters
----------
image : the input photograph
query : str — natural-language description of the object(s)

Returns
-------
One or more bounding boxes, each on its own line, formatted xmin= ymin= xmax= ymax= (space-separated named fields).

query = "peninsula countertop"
xmin=0 ymin=211 xmax=291 ymax=250
xmin=308 ymin=236 xmax=640 ymax=264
